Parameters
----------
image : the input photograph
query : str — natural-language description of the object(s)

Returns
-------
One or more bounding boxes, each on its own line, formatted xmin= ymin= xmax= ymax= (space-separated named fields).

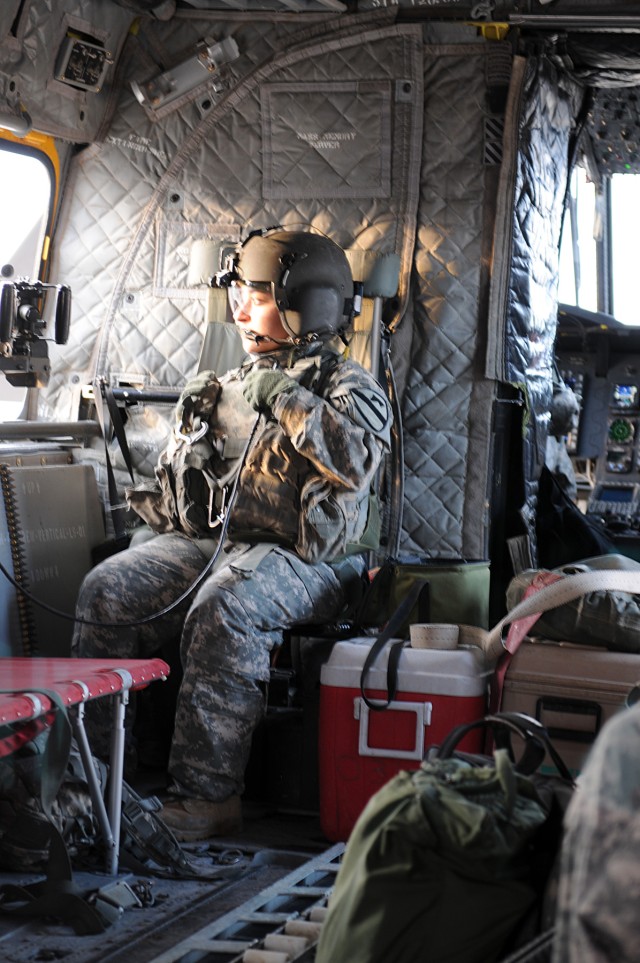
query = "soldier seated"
xmin=72 ymin=229 xmax=391 ymax=840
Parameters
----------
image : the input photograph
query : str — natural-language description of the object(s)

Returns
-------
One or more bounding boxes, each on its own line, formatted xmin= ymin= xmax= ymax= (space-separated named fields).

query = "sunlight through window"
xmin=0 ymin=145 xmax=53 ymax=419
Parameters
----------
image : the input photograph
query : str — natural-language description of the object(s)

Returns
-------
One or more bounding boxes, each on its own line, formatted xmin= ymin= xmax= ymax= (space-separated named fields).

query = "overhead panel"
xmin=0 ymin=0 xmax=134 ymax=143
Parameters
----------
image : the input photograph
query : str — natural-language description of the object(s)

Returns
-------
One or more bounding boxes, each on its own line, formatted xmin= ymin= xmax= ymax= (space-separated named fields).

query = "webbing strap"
xmin=359 ymin=578 xmax=429 ymax=710
xmin=0 ymin=826 xmax=118 ymax=934
xmin=93 ymin=380 xmax=131 ymax=546
xmin=0 ymin=688 xmax=71 ymax=813
xmin=104 ymin=385 xmax=135 ymax=485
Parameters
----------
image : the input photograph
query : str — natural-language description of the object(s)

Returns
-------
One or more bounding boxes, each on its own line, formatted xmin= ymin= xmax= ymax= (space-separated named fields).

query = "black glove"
xmin=242 ymin=368 xmax=296 ymax=412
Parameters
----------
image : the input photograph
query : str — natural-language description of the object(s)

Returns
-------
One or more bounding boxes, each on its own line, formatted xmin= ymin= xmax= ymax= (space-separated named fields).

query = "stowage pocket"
xmin=126 ymin=467 xmax=178 ymax=534
xmin=299 ymin=476 xmax=381 ymax=563
xmin=345 ymin=490 xmax=380 ymax=555
xmin=126 ymin=438 xmax=222 ymax=538
xmin=298 ymin=475 xmax=347 ymax=563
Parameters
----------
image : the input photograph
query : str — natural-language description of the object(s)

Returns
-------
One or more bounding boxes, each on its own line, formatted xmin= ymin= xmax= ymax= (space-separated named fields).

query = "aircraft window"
xmin=0 ymin=144 xmax=53 ymax=419
xmin=558 ymin=164 xmax=598 ymax=315
xmin=610 ymin=172 xmax=640 ymax=326
xmin=559 ymin=165 xmax=640 ymax=327
xmin=0 ymin=147 xmax=51 ymax=280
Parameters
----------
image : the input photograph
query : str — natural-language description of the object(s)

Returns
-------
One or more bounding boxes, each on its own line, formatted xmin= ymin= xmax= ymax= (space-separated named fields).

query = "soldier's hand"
xmin=242 ymin=368 xmax=296 ymax=412
xmin=177 ymin=370 xmax=220 ymax=424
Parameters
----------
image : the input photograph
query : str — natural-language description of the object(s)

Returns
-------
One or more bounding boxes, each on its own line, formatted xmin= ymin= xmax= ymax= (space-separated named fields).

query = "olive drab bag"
xmin=0 ymin=704 xmax=251 ymax=935
xmin=506 ymin=554 xmax=640 ymax=653
xmin=355 ymin=556 xmax=491 ymax=636
xmin=315 ymin=713 xmax=574 ymax=963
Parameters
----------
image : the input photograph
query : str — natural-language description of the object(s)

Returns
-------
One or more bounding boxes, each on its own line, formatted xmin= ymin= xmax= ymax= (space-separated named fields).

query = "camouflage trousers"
xmin=72 ymin=534 xmax=358 ymax=801
xmin=553 ymin=703 xmax=640 ymax=963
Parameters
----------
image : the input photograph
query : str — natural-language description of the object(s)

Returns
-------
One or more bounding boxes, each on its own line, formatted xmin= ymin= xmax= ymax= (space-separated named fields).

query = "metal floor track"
xmin=146 ymin=843 xmax=344 ymax=963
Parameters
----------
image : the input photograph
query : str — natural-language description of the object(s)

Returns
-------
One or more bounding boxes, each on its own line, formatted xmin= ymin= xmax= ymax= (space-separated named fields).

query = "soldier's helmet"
xmin=217 ymin=229 xmax=355 ymax=342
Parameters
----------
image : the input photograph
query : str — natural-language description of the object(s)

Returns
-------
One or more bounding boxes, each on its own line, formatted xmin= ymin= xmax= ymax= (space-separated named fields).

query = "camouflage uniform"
xmin=552 ymin=703 xmax=640 ymax=963
xmin=72 ymin=341 xmax=391 ymax=802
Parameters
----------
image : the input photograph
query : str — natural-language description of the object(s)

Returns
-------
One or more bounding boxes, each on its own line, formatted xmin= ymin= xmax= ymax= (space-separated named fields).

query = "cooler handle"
xmin=355 ymin=697 xmax=433 ymax=760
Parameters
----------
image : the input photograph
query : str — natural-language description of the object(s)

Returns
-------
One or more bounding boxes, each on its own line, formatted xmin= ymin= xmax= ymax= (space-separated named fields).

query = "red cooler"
xmin=319 ymin=637 xmax=489 ymax=841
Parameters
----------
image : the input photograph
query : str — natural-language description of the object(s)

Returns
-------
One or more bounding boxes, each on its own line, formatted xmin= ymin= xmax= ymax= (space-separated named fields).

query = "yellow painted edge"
xmin=0 ymin=129 xmax=60 ymax=268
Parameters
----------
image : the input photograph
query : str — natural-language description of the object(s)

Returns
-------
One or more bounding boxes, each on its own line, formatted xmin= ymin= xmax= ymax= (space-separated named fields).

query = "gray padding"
xmin=34 ymin=12 xmax=514 ymax=563
xmin=347 ymin=251 xmax=400 ymax=298
xmin=198 ymin=320 xmax=245 ymax=377
xmin=187 ymin=239 xmax=223 ymax=287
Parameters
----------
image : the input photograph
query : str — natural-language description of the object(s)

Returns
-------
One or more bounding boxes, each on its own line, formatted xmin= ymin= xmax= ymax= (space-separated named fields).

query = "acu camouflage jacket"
xmin=127 ymin=343 xmax=391 ymax=565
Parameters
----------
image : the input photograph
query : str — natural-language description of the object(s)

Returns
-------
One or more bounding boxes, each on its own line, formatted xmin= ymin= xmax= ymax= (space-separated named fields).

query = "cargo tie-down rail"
xmin=144 ymin=843 xmax=344 ymax=963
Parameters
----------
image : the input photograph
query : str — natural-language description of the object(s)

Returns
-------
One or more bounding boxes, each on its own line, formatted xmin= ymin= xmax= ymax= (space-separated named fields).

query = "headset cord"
xmin=0 ymin=412 xmax=263 ymax=628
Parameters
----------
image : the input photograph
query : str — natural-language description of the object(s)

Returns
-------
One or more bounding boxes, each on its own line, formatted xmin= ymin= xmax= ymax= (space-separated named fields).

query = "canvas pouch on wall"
xmin=356 ymin=557 xmax=491 ymax=636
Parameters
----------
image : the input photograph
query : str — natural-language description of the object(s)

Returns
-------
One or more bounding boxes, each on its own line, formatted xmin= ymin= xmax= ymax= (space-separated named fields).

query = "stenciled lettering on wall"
xmin=262 ymin=82 xmax=392 ymax=200
xmin=23 ymin=525 xmax=87 ymax=543
xmin=32 ymin=564 xmax=60 ymax=584
xmin=0 ymin=525 xmax=87 ymax=545
xmin=106 ymin=133 xmax=168 ymax=165
xmin=296 ymin=130 xmax=358 ymax=150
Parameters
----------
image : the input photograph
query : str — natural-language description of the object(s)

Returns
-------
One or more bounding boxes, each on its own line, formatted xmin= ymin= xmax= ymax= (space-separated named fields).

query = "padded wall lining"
xmin=398 ymin=40 xmax=511 ymax=560
xmin=487 ymin=55 xmax=582 ymax=554
xmin=42 ymin=13 xmax=424 ymax=424
xmin=262 ymin=82 xmax=392 ymax=200
xmin=40 ymin=14 xmax=521 ymax=563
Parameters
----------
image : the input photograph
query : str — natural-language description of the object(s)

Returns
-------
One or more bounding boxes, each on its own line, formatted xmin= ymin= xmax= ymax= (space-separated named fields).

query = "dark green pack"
xmin=316 ymin=713 xmax=573 ymax=963
xmin=0 ymin=742 xmax=100 ymax=872
xmin=0 ymin=725 xmax=250 ymax=931
xmin=356 ymin=556 xmax=491 ymax=635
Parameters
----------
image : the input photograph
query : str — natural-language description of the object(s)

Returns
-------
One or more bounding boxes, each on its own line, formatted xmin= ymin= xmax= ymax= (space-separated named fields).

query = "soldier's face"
xmin=231 ymin=283 xmax=289 ymax=353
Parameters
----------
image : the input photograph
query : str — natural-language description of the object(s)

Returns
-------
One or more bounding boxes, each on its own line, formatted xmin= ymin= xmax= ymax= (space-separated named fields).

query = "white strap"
xmin=484 ymin=569 xmax=640 ymax=662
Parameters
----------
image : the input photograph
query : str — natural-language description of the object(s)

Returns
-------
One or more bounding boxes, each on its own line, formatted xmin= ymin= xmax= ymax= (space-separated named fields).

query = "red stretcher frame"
xmin=0 ymin=657 xmax=170 ymax=875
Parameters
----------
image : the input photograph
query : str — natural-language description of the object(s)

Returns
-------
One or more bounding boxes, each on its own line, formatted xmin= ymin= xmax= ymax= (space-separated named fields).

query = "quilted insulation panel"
xmin=487 ymin=55 xmax=582 ymax=550
xmin=40 ymin=11 xmax=509 ymax=560
xmin=43 ymin=10 xmax=422 ymax=414
xmin=397 ymin=37 xmax=511 ymax=559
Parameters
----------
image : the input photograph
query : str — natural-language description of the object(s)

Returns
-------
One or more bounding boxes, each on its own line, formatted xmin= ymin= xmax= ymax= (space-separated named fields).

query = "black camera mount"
xmin=0 ymin=279 xmax=71 ymax=387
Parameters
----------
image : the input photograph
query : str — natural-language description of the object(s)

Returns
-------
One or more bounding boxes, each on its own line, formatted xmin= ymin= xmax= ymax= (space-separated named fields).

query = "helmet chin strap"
xmin=242 ymin=329 xmax=294 ymax=347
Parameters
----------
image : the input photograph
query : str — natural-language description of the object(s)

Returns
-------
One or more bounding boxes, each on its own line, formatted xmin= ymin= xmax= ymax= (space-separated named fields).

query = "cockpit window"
xmin=0 ymin=141 xmax=54 ymax=419
xmin=610 ymin=172 xmax=640 ymax=326
xmin=558 ymin=164 xmax=599 ymax=316
xmin=559 ymin=164 xmax=640 ymax=326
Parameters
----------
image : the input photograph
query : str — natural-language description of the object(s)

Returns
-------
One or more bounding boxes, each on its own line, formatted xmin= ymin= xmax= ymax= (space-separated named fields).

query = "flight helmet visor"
xmin=217 ymin=229 xmax=356 ymax=342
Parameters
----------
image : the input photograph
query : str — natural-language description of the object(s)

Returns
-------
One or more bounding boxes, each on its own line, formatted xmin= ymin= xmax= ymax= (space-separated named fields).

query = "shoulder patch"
xmin=348 ymin=385 xmax=392 ymax=435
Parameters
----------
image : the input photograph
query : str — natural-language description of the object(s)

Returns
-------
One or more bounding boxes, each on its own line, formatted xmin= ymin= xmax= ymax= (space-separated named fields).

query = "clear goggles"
xmin=227 ymin=280 xmax=273 ymax=316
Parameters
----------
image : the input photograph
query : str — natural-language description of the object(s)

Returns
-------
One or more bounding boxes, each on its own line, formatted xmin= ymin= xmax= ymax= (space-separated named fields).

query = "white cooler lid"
xmin=320 ymin=637 xmax=489 ymax=697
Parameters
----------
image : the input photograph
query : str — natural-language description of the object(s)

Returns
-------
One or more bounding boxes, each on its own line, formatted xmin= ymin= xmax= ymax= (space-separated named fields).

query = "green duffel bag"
xmin=315 ymin=713 xmax=573 ymax=963
xmin=506 ymin=554 xmax=640 ymax=652
xmin=356 ymin=556 xmax=491 ymax=635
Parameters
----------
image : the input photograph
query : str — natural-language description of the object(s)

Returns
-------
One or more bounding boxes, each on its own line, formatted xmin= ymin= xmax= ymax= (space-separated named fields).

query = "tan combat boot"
xmin=160 ymin=794 xmax=242 ymax=841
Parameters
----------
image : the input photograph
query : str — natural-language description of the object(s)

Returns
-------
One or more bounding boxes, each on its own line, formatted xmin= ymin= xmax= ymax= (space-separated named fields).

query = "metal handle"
xmin=354 ymin=697 xmax=432 ymax=760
